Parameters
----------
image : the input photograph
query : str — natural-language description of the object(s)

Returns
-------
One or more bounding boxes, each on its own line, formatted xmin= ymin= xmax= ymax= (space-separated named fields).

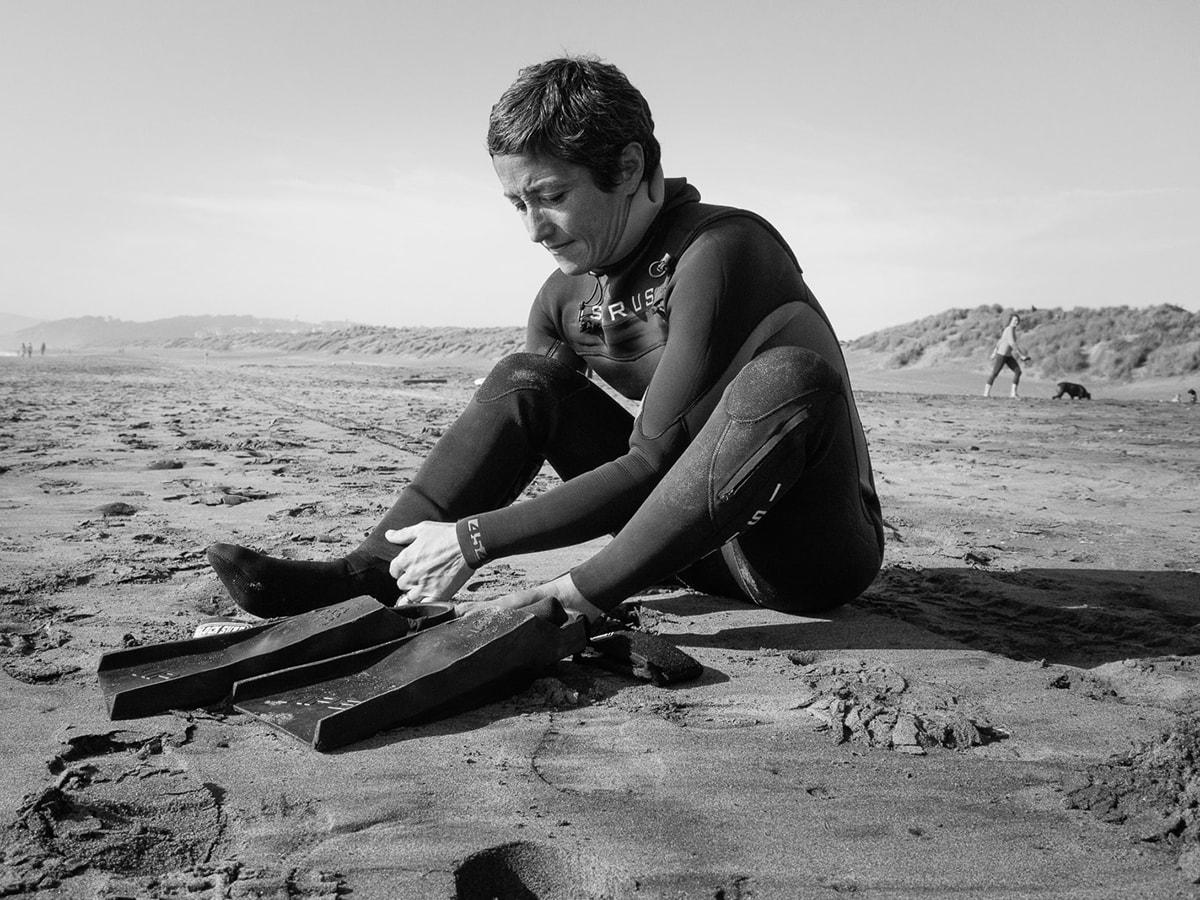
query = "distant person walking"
xmin=984 ymin=314 xmax=1030 ymax=399
xmin=39 ymin=342 xmax=45 ymax=356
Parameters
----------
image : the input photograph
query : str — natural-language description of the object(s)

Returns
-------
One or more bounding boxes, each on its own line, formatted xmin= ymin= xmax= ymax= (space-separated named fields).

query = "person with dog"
xmin=206 ymin=56 xmax=884 ymax=628
xmin=984 ymin=313 xmax=1031 ymax=399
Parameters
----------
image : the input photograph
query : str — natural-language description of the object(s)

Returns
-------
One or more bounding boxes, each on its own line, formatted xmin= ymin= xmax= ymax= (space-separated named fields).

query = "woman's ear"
xmin=618 ymin=142 xmax=645 ymax=195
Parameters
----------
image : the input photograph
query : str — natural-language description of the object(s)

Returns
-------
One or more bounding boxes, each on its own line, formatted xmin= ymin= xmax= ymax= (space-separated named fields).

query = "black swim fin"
xmin=97 ymin=597 xmax=454 ymax=720
xmin=231 ymin=598 xmax=587 ymax=751
xmin=586 ymin=629 xmax=704 ymax=685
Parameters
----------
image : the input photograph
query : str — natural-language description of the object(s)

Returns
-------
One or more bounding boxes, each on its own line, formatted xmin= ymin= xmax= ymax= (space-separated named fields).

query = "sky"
xmin=1 ymin=1 xmax=1197 ymax=339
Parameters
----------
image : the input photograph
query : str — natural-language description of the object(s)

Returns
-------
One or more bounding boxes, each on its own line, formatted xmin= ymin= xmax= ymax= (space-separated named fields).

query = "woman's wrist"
xmin=550 ymin=572 xmax=608 ymax=624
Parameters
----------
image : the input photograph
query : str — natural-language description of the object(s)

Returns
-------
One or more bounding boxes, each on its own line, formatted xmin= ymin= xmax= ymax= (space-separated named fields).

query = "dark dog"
xmin=1053 ymin=381 xmax=1091 ymax=400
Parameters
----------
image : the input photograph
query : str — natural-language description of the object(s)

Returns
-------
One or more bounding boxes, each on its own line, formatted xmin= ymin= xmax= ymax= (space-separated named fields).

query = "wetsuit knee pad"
xmin=722 ymin=347 xmax=844 ymax=422
xmin=722 ymin=526 xmax=882 ymax=616
xmin=702 ymin=348 xmax=845 ymax=548
xmin=475 ymin=352 xmax=586 ymax=404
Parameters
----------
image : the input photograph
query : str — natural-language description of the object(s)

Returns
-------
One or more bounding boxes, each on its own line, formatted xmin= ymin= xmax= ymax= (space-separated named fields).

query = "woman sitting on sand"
xmin=207 ymin=56 xmax=884 ymax=625
xmin=984 ymin=313 xmax=1031 ymax=399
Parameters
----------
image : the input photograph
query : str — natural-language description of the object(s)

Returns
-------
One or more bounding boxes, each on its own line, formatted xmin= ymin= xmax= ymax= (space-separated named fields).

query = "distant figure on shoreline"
xmin=984 ymin=313 xmax=1031 ymax=399
xmin=40 ymin=342 xmax=45 ymax=356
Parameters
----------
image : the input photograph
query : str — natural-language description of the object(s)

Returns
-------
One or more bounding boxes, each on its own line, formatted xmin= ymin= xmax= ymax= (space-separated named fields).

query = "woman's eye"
xmin=544 ymin=193 xmax=564 ymax=204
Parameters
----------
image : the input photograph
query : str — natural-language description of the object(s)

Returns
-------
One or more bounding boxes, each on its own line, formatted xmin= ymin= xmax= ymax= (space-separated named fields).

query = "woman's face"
xmin=492 ymin=152 xmax=636 ymax=276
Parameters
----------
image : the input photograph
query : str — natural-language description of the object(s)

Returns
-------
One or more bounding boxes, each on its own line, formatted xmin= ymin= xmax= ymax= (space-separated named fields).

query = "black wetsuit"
xmin=352 ymin=178 xmax=884 ymax=613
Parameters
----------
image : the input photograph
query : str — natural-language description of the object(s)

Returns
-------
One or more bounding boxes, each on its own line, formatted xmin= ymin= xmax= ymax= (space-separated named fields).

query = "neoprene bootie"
xmin=206 ymin=543 xmax=400 ymax=618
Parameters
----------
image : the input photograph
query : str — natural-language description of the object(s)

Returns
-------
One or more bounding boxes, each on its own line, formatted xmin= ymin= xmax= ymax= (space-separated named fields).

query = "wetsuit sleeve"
xmin=458 ymin=222 xmax=788 ymax=567
xmin=525 ymin=282 xmax=586 ymax=371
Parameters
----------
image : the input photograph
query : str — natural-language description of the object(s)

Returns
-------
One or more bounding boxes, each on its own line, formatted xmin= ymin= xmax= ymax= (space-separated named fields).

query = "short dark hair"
xmin=487 ymin=56 xmax=661 ymax=191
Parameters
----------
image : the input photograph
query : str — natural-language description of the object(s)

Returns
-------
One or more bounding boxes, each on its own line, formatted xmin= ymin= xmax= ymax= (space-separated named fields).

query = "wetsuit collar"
xmin=591 ymin=178 xmax=701 ymax=278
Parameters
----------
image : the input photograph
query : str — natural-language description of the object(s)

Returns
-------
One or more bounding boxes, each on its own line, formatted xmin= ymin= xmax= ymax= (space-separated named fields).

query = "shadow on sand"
xmin=660 ymin=566 xmax=1200 ymax=669
xmin=303 ymin=566 xmax=1198 ymax=753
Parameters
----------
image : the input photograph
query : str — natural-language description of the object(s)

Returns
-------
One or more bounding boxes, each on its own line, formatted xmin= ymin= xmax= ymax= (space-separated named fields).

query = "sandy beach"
xmin=2 ymin=349 xmax=1198 ymax=898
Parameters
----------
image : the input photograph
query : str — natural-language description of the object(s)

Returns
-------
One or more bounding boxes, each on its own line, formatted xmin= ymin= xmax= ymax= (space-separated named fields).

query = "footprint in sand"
xmin=1 ymin=727 xmax=221 ymax=894
xmin=454 ymin=840 xmax=629 ymax=899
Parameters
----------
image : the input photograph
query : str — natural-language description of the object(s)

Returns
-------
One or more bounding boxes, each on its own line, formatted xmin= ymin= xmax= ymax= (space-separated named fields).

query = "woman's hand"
xmin=455 ymin=572 xmax=608 ymax=624
xmin=385 ymin=521 xmax=474 ymax=604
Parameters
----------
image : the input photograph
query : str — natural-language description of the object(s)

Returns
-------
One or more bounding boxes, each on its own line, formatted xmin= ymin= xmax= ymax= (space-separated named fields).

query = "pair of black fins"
xmin=97 ymin=596 xmax=702 ymax=752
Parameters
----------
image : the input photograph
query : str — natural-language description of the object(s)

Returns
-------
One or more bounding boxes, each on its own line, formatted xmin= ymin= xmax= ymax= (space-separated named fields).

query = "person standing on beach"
xmin=984 ymin=314 xmax=1030 ymax=399
xmin=207 ymin=56 xmax=884 ymax=627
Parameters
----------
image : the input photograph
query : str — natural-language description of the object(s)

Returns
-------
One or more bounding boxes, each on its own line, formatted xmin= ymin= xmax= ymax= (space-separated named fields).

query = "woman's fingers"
xmin=384 ymin=527 xmax=415 ymax=546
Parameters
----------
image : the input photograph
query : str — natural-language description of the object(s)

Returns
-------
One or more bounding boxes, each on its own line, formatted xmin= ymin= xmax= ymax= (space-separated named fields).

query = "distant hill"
xmin=846 ymin=304 xmax=1200 ymax=381
xmin=9 ymin=315 xmax=356 ymax=349
xmin=9 ymin=306 xmax=1199 ymax=381
xmin=6 ymin=314 xmax=525 ymax=362
xmin=166 ymin=324 xmax=526 ymax=361
xmin=0 ymin=312 xmax=43 ymax=335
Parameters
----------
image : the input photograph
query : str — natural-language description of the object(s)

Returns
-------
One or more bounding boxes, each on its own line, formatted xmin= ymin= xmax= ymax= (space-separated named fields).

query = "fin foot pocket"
xmin=587 ymin=631 xmax=703 ymax=685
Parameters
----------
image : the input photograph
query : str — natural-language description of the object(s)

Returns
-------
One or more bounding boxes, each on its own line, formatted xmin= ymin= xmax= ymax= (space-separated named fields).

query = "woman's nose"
xmin=524 ymin=208 xmax=554 ymax=243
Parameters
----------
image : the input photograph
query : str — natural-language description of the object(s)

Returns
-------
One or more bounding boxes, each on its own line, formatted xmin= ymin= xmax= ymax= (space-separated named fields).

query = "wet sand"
xmin=1 ymin=350 xmax=1198 ymax=898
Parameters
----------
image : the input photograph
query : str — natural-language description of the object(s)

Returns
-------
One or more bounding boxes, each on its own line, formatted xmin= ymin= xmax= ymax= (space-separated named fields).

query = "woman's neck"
xmin=598 ymin=167 xmax=665 ymax=272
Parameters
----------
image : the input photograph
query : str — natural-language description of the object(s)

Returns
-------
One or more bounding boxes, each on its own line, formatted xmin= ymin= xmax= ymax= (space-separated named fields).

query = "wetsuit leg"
xmin=209 ymin=353 xmax=633 ymax=616
xmin=570 ymin=346 xmax=884 ymax=615
xmin=351 ymin=352 xmax=633 ymax=563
